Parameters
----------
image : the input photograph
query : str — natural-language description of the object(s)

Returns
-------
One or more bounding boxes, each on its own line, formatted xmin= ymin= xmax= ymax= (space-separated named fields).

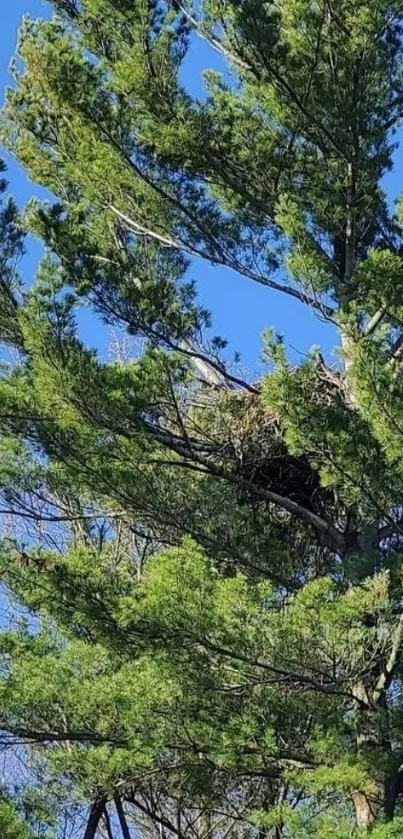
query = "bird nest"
xmin=217 ymin=388 xmax=334 ymax=517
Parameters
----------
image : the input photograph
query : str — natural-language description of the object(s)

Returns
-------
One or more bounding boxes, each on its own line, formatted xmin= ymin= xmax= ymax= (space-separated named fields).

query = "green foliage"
xmin=0 ymin=791 xmax=54 ymax=839
xmin=3 ymin=0 xmax=403 ymax=836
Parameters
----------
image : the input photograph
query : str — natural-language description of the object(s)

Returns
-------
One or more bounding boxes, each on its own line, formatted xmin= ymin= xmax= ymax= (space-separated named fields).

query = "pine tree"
xmin=3 ymin=1 xmax=403 ymax=836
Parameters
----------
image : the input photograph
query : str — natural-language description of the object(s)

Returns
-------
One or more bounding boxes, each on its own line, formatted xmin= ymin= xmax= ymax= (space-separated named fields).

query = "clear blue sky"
xmin=0 ymin=0 xmax=379 ymax=372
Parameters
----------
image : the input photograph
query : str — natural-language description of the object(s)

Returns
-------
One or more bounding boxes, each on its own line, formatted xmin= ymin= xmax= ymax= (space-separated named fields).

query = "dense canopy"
xmin=2 ymin=1 xmax=403 ymax=836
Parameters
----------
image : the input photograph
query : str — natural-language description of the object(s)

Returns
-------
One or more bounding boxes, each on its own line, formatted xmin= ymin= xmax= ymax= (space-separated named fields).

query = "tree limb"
xmin=83 ymin=798 xmax=107 ymax=839
xmin=103 ymin=806 xmax=115 ymax=839
xmin=109 ymin=205 xmax=335 ymax=318
xmin=373 ymin=609 xmax=403 ymax=701
xmin=148 ymin=452 xmax=345 ymax=553
xmin=114 ymin=796 xmax=132 ymax=839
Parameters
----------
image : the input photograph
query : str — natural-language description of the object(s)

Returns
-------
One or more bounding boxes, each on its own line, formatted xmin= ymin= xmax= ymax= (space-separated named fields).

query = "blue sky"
xmin=0 ymin=0 xmax=379 ymax=373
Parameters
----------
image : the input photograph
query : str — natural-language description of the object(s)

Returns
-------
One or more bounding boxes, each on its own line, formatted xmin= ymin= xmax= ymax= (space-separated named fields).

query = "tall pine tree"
xmin=2 ymin=1 xmax=403 ymax=836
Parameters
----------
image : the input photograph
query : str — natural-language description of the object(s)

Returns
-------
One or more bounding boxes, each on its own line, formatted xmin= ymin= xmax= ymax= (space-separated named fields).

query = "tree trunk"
xmin=83 ymin=798 xmax=107 ymax=839
xmin=352 ymin=682 xmax=399 ymax=828
xmin=114 ymin=796 xmax=132 ymax=839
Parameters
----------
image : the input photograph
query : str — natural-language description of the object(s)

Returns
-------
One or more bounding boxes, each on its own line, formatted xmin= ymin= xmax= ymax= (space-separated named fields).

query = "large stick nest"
xmin=214 ymin=381 xmax=337 ymax=517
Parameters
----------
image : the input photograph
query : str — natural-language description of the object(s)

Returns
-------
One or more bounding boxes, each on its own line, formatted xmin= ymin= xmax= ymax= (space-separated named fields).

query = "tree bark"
xmin=83 ymin=798 xmax=107 ymax=839
xmin=352 ymin=682 xmax=399 ymax=828
xmin=103 ymin=806 xmax=115 ymax=839
xmin=114 ymin=796 xmax=132 ymax=839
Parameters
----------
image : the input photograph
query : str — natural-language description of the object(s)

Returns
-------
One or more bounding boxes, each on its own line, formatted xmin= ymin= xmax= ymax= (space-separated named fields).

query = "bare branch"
xmin=109 ymin=206 xmax=335 ymax=318
xmin=172 ymin=1 xmax=251 ymax=70
xmin=364 ymin=308 xmax=387 ymax=336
